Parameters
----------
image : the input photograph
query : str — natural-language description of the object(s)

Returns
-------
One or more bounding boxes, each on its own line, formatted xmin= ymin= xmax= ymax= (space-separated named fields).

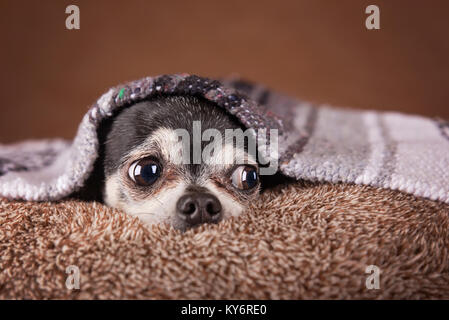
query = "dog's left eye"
xmin=128 ymin=158 xmax=162 ymax=186
xmin=231 ymin=165 xmax=259 ymax=190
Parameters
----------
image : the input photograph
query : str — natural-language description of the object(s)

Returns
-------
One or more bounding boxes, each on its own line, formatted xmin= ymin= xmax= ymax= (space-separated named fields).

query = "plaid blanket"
xmin=0 ymin=74 xmax=448 ymax=203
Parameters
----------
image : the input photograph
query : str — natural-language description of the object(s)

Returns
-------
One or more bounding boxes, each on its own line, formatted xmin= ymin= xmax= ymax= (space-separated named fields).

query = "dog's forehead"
xmin=127 ymin=127 xmax=257 ymax=170
xmin=104 ymin=96 xmax=244 ymax=175
xmin=131 ymin=96 xmax=242 ymax=135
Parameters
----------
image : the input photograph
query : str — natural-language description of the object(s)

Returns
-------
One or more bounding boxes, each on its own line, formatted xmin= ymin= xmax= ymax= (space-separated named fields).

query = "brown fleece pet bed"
xmin=1 ymin=182 xmax=448 ymax=299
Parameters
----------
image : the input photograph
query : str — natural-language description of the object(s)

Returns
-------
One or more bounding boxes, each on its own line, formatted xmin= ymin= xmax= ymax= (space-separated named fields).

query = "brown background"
xmin=0 ymin=0 xmax=448 ymax=143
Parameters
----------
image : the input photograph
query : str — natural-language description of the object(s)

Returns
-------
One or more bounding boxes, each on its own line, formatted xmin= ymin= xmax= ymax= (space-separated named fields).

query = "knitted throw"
xmin=0 ymin=74 xmax=448 ymax=203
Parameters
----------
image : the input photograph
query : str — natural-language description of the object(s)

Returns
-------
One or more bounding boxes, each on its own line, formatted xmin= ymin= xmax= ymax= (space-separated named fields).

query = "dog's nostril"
xmin=206 ymin=203 xmax=215 ymax=214
xmin=206 ymin=200 xmax=221 ymax=216
xmin=185 ymin=202 xmax=196 ymax=215
xmin=177 ymin=198 xmax=197 ymax=215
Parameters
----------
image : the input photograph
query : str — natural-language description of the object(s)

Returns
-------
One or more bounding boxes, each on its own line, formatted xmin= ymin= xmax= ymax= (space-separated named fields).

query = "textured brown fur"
xmin=1 ymin=182 xmax=448 ymax=299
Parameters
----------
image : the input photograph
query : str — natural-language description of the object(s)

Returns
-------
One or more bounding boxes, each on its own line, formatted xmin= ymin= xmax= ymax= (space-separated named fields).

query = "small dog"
xmin=103 ymin=96 xmax=261 ymax=231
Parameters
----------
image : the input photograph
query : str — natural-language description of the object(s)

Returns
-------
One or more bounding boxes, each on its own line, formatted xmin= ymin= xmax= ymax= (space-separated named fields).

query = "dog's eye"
xmin=128 ymin=158 xmax=162 ymax=186
xmin=231 ymin=165 xmax=259 ymax=190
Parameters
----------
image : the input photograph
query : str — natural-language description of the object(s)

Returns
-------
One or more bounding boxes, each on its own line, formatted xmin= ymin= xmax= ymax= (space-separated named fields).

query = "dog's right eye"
xmin=128 ymin=158 xmax=162 ymax=186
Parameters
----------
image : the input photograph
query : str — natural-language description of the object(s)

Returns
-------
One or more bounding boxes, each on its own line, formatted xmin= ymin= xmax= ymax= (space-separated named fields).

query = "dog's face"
xmin=103 ymin=96 xmax=260 ymax=230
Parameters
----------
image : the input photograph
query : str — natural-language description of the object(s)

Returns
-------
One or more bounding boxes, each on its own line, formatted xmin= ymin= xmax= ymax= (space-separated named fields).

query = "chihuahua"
xmin=103 ymin=96 xmax=261 ymax=231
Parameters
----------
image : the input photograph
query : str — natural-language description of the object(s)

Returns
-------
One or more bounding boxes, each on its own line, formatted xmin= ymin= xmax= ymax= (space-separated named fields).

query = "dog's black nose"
xmin=176 ymin=193 xmax=222 ymax=227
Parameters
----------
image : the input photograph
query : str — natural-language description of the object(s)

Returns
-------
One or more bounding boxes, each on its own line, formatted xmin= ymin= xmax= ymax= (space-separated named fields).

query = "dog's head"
xmin=103 ymin=96 xmax=261 ymax=230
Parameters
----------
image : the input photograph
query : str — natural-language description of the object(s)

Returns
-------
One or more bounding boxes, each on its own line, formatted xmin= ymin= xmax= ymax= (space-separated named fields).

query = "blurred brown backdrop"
xmin=0 ymin=0 xmax=448 ymax=143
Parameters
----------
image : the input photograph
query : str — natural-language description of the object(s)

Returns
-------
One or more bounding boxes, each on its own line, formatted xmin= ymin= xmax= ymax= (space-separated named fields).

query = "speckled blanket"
xmin=0 ymin=74 xmax=448 ymax=203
